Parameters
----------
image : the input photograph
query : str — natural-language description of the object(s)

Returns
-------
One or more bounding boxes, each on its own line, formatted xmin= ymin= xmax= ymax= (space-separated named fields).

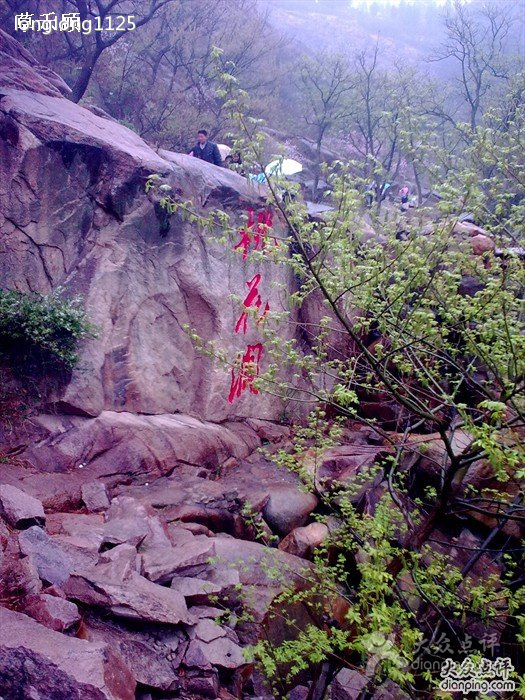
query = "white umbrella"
xmin=266 ymin=158 xmax=303 ymax=177
xmin=217 ymin=144 xmax=232 ymax=159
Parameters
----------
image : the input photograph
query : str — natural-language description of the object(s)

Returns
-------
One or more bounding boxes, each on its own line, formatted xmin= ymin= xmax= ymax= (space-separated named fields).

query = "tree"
xmin=430 ymin=0 xmax=516 ymax=130
xmin=4 ymin=0 xmax=176 ymax=102
xmin=340 ymin=44 xmax=410 ymax=210
xmin=295 ymin=52 xmax=354 ymax=200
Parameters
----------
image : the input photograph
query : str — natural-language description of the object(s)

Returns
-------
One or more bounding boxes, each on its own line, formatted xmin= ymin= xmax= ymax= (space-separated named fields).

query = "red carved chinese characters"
xmin=228 ymin=208 xmax=276 ymax=403
xmin=234 ymin=274 xmax=270 ymax=335
xmin=227 ymin=343 xmax=263 ymax=404
xmin=234 ymin=208 xmax=277 ymax=259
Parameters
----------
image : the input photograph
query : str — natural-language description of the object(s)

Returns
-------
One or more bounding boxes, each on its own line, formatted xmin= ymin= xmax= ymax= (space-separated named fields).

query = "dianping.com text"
xmin=15 ymin=13 xmax=136 ymax=34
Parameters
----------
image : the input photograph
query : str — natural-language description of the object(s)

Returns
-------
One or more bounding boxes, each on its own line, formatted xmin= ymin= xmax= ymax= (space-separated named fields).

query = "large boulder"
xmin=262 ymin=484 xmax=318 ymax=536
xmin=0 ymin=606 xmax=135 ymax=699
xmin=3 ymin=413 xmax=262 ymax=508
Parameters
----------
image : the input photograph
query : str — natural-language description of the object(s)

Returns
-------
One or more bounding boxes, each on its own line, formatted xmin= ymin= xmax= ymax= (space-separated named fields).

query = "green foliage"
xmin=0 ymin=288 xmax=94 ymax=368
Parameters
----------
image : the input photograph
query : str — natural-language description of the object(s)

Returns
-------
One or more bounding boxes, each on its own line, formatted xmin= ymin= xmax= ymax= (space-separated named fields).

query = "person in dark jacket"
xmin=189 ymin=130 xmax=223 ymax=166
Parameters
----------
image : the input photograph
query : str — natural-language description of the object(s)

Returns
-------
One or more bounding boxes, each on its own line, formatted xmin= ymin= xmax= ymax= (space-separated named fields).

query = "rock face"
xmin=0 ymin=30 xmax=71 ymax=98
xmin=0 ymin=27 xmax=300 ymax=460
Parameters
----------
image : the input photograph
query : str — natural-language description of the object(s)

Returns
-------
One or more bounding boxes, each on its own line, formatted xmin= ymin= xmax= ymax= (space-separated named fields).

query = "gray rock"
xmin=184 ymin=635 xmax=245 ymax=669
xmin=0 ymin=484 xmax=45 ymax=529
xmin=81 ymin=481 xmax=110 ymax=512
xmin=82 ymin=613 xmax=178 ymax=691
xmin=330 ymin=668 xmax=369 ymax=700
xmin=63 ymin=569 xmax=193 ymax=625
xmin=0 ymin=606 xmax=135 ymax=699
xmin=50 ymin=534 xmax=100 ymax=573
xmin=18 ymin=526 xmax=72 ymax=586
xmin=140 ymin=539 xmax=215 ymax=583
xmin=262 ymin=484 xmax=318 ymax=536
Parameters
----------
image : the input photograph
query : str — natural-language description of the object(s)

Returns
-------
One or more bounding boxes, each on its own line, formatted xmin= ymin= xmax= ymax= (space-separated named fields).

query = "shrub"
xmin=0 ymin=288 xmax=94 ymax=368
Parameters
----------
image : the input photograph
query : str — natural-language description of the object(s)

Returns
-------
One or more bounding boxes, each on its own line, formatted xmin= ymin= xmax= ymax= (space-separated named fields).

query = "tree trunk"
xmin=413 ymin=162 xmax=423 ymax=205
xmin=71 ymin=49 xmax=102 ymax=102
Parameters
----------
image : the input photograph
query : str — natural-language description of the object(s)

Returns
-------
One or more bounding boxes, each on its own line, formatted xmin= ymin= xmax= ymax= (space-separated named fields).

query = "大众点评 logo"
xmin=439 ymin=656 xmax=516 ymax=695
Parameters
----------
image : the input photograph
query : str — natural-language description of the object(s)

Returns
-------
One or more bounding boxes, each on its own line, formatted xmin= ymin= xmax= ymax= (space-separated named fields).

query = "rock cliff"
xmin=0 ymin=28 xmax=302 ymax=480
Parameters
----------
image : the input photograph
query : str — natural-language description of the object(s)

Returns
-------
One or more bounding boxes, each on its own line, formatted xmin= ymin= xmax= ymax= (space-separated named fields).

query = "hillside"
xmin=0 ymin=3 xmax=524 ymax=700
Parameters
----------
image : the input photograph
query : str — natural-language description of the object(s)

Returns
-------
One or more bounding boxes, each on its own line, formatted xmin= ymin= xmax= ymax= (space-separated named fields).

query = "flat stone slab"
xmin=64 ymin=569 xmax=193 ymax=625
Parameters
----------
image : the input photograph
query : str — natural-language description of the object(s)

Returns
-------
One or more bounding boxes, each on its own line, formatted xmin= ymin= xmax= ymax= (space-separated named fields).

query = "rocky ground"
xmin=0 ymin=410 xmax=423 ymax=699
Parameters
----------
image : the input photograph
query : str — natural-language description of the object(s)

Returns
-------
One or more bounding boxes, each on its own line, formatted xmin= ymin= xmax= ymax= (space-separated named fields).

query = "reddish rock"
xmin=188 ymin=618 xmax=230 ymax=643
xmin=23 ymin=593 xmax=80 ymax=632
xmin=20 ymin=413 xmax=262 ymax=488
xmin=309 ymin=444 xmax=387 ymax=496
xmin=170 ymin=576 xmax=222 ymax=600
xmin=245 ymin=419 xmax=291 ymax=444
xmin=453 ymin=220 xmax=489 ymax=237
xmin=0 ymin=65 xmax=293 ymax=425
xmin=0 ymin=29 xmax=71 ymax=97
xmin=0 ymin=484 xmax=45 ymax=529
xmin=213 ymin=535 xmax=310 ymax=588
xmin=406 ymin=430 xmax=473 ymax=481
xmin=0 ymin=606 xmax=135 ymax=699
xmin=278 ymin=522 xmax=328 ymax=558
xmin=470 ymin=233 xmax=495 ymax=255
xmin=96 ymin=544 xmax=139 ymax=580
xmin=82 ymin=480 xmax=111 ymax=512
xmin=460 ymin=459 xmax=521 ymax=537
xmin=47 ymin=512 xmax=105 ymax=539
xmin=0 ymin=546 xmax=43 ymax=599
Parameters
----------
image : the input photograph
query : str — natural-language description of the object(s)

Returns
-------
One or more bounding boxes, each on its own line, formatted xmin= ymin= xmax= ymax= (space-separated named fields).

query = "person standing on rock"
xmin=399 ymin=185 xmax=410 ymax=210
xmin=188 ymin=130 xmax=223 ymax=166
